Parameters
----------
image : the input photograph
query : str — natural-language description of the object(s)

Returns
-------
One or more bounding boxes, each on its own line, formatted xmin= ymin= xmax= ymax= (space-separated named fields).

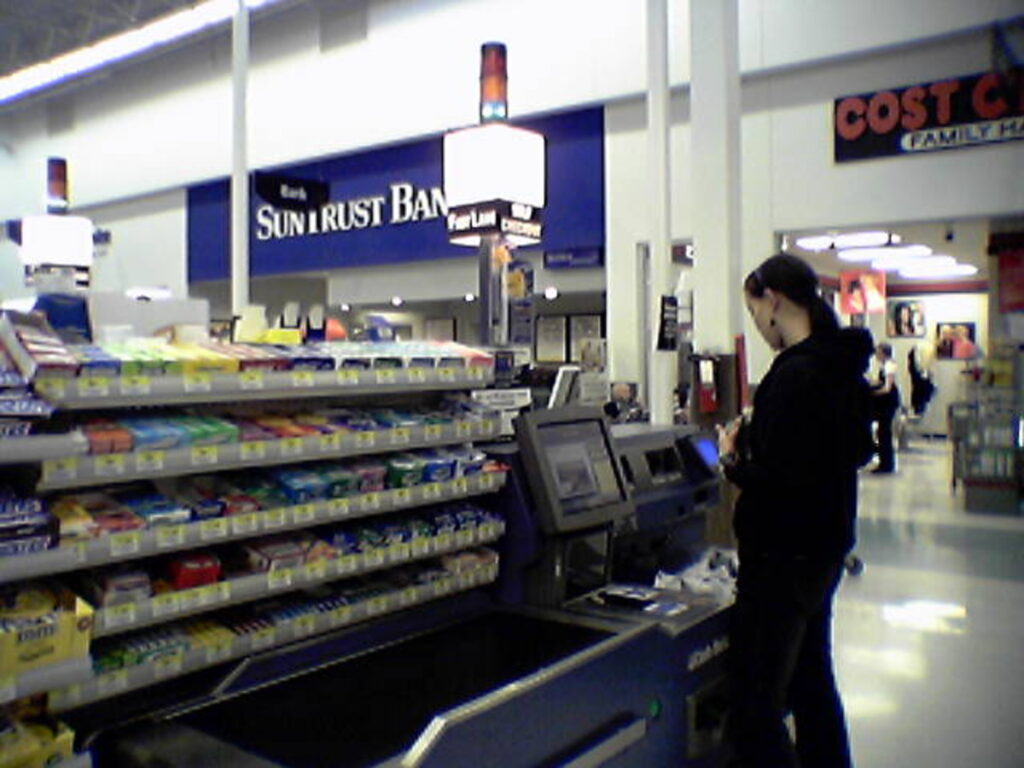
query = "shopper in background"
xmin=870 ymin=342 xmax=900 ymax=474
xmin=717 ymin=253 xmax=873 ymax=768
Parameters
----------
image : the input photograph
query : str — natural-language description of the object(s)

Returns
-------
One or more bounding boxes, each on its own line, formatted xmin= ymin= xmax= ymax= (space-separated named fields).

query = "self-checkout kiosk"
xmin=79 ymin=408 xmax=731 ymax=768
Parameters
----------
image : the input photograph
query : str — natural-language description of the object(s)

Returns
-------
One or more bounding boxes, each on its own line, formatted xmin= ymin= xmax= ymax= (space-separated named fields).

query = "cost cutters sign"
xmin=834 ymin=70 xmax=1023 ymax=162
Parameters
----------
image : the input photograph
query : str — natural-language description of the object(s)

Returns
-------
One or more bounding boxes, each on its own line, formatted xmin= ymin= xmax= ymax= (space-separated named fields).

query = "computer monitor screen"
xmin=516 ymin=406 xmax=634 ymax=534
xmin=539 ymin=421 xmax=624 ymax=515
xmin=694 ymin=436 xmax=718 ymax=468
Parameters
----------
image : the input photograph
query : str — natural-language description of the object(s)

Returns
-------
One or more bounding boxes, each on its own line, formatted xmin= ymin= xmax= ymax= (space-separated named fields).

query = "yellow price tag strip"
xmin=98 ymin=670 xmax=129 ymax=696
xmin=151 ymin=593 xmax=180 ymax=617
xmin=319 ymin=433 xmax=342 ymax=452
xmin=135 ymin=450 xmax=165 ymax=472
xmin=279 ymin=437 xmax=305 ymax=457
xmin=78 ymin=376 xmax=111 ymax=397
xmin=190 ymin=445 xmax=219 ymax=466
xmin=327 ymin=498 xmax=350 ymax=518
xmin=230 ymin=513 xmax=259 ymax=535
xmin=438 ymin=367 xmax=457 ymax=382
xmin=34 ymin=378 xmax=67 ymax=399
xmin=43 ymin=457 xmax=79 ymax=483
xmin=354 ymin=431 xmax=376 ymax=449
xmin=390 ymin=428 xmax=411 ymax=446
xmin=303 ymin=561 xmax=328 ymax=581
xmin=263 ymin=508 xmax=287 ymax=529
xmin=184 ymin=373 xmax=212 ymax=392
xmin=375 ymin=369 xmax=398 ymax=385
xmin=153 ymin=651 xmax=184 ymax=679
xmin=292 ymin=504 xmax=316 ymax=525
xmin=267 ymin=569 xmax=293 ymax=590
xmin=104 ymin=603 xmax=137 ymax=629
xmin=109 ymin=531 xmax=141 ymax=557
xmin=291 ymin=370 xmax=316 ymax=388
xmin=239 ymin=370 xmax=265 ymax=390
xmin=199 ymin=518 xmax=229 ymax=540
xmin=294 ymin=615 xmax=317 ymax=636
xmin=94 ymin=453 xmax=127 ymax=476
xmin=119 ymin=375 xmax=152 ymax=395
xmin=240 ymin=441 xmax=267 ymax=460
xmin=424 ymin=424 xmax=444 ymax=441
xmin=393 ymin=488 xmax=413 ymax=505
xmin=337 ymin=369 xmax=361 ymax=386
xmin=422 ymin=482 xmax=443 ymax=500
xmin=407 ymin=368 xmax=427 ymax=383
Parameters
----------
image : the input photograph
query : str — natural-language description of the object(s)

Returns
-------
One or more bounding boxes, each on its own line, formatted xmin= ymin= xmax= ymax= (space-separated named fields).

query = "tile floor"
xmin=834 ymin=439 xmax=1024 ymax=767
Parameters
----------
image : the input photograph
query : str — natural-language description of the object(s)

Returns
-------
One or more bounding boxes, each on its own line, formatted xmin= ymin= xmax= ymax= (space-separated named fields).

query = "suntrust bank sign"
xmin=254 ymin=183 xmax=447 ymax=241
xmin=187 ymin=108 xmax=604 ymax=282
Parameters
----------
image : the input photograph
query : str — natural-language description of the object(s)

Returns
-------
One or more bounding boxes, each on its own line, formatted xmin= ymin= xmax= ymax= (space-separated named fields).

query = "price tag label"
xmin=78 ymin=376 xmax=111 ymax=397
xmin=366 ymin=597 xmax=388 ymax=616
xmin=436 ymin=533 xmax=454 ymax=551
xmin=393 ymin=488 xmax=413 ymax=506
xmin=94 ymin=453 xmax=127 ymax=477
xmin=294 ymin=615 xmax=317 ymax=637
xmin=401 ymin=587 xmax=418 ymax=607
xmin=0 ymin=675 xmax=17 ymax=704
xmin=407 ymin=368 xmax=427 ymax=384
xmin=206 ymin=641 xmax=233 ymax=665
xmin=456 ymin=529 xmax=475 ymax=548
xmin=120 ymin=375 xmax=152 ymax=395
xmin=411 ymin=537 xmax=432 ymax=558
xmin=337 ymin=370 xmax=361 ymax=386
xmin=391 ymin=543 xmax=412 ymax=562
xmin=279 ymin=437 xmax=304 ymax=457
xmin=291 ymin=370 xmax=316 ymax=388
xmin=263 ymin=508 xmax=287 ymax=529
xmin=50 ymin=684 xmax=82 ymax=710
xmin=390 ymin=428 xmax=411 ymax=446
xmin=375 ymin=368 xmax=397 ymax=385
xmin=251 ymin=627 xmax=277 ymax=651
xmin=456 ymin=421 xmax=474 ymax=438
xmin=154 ymin=651 xmax=184 ymax=679
xmin=424 ymin=424 xmax=444 ymax=441
xmin=292 ymin=504 xmax=316 ymax=525
xmin=190 ymin=445 xmax=219 ymax=466
xmin=422 ymin=482 xmax=443 ymax=501
xmin=454 ymin=477 xmax=470 ymax=494
xmin=177 ymin=591 xmax=199 ymax=612
xmin=151 ymin=593 xmax=180 ymax=618
xmin=459 ymin=571 xmax=478 ymax=589
xmin=363 ymin=549 xmax=386 ymax=568
xmin=43 ymin=457 xmax=79 ymax=483
xmin=34 ymin=378 xmax=66 ymax=400
xmin=184 ymin=373 xmax=212 ymax=393
xmin=104 ymin=603 xmax=137 ymax=629
xmin=481 ymin=419 xmax=498 ymax=435
xmin=433 ymin=579 xmax=452 ymax=598
xmin=471 ymin=366 xmax=488 ymax=381
xmin=354 ymin=431 xmax=376 ymax=449
xmin=438 ymin=367 xmax=457 ymax=383
xmin=240 ymin=441 xmax=267 ymax=461
xmin=109 ymin=531 xmax=141 ymax=557
xmin=72 ymin=542 xmax=88 ymax=563
xmin=327 ymin=498 xmax=351 ymax=518
xmin=135 ymin=450 xmax=165 ymax=472
xmin=319 ymin=433 xmax=342 ymax=452
xmin=196 ymin=584 xmax=223 ymax=607
xmin=303 ymin=560 xmax=327 ymax=581
xmin=329 ymin=605 xmax=352 ymax=627
xmin=98 ymin=670 xmax=129 ymax=696
xmin=200 ymin=518 xmax=229 ymax=541
xmin=267 ymin=569 xmax=293 ymax=590
xmin=231 ymin=513 xmax=259 ymax=535
xmin=359 ymin=493 xmax=381 ymax=513
xmin=239 ymin=370 xmax=265 ymax=390
xmin=337 ymin=555 xmax=359 ymax=575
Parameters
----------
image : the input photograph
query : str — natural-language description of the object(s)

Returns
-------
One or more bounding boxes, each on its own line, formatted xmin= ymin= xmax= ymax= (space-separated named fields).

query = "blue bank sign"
xmin=187 ymin=108 xmax=604 ymax=282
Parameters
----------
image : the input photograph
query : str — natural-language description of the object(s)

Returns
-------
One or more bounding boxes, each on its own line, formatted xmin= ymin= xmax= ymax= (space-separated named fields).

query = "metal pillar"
xmin=230 ymin=0 xmax=250 ymax=316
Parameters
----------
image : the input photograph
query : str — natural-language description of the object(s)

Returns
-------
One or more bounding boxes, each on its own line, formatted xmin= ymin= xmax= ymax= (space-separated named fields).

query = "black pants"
xmin=875 ymin=406 xmax=896 ymax=471
xmin=724 ymin=554 xmax=851 ymax=768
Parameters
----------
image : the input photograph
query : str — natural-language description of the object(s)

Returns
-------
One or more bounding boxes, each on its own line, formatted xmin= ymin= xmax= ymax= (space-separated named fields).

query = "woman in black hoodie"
xmin=718 ymin=254 xmax=874 ymax=767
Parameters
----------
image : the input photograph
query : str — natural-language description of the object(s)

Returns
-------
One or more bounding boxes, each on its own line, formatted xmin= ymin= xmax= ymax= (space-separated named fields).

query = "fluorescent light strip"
xmin=795 ymin=231 xmax=900 ymax=252
xmin=839 ymin=244 xmax=932 ymax=263
xmin=0 ymin=0 xmax=276 ymax=105
xmin=899 ymin=259 xmax=978 ymax=279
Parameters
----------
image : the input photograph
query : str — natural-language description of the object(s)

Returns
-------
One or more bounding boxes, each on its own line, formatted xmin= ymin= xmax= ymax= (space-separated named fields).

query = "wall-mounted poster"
xmin=936 ymin=322 xmax=978 ymax=360
xmin=536 ymin=315 xmax=567 ymax=362
xmin=887 ymin=299 xmax=926 ymax=337
xmin=839 ymin=270 xmax=886 ymax=314
xmin=570 ymin=315 xmax=603 ymax=362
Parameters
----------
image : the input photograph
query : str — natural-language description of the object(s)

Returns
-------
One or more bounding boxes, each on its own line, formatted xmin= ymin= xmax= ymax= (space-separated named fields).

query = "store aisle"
xmin=834 ymin=440 xmax=1024 ymax=768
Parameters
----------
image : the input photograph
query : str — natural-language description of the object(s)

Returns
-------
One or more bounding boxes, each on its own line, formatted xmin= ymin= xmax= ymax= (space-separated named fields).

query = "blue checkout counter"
xmin=70 ymin=409 xmax=732 ymax=767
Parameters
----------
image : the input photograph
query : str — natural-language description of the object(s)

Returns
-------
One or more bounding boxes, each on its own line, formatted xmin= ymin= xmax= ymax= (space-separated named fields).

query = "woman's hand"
xmin=717 ymin=416 xmax=742 ymax=458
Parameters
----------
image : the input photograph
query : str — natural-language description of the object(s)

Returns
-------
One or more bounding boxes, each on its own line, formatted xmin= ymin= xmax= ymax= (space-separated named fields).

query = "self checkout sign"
xmin=833 ymin=69 xmax=1024 ymax=162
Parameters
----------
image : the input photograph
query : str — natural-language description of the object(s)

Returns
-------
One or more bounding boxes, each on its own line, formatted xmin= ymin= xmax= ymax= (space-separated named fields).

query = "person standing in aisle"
xmin=717 ymin=253 xmax=874 ymax=768
xmin=870 ymin=342 xmax=900 ymax=474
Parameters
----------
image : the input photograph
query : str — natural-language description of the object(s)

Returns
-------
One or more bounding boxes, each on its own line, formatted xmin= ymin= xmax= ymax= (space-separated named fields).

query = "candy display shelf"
xmin=91 ymin=519 xmax=506 ymax=638
xmin=0 ymin=657 xmax=94 ymax=707
xmin=36 ymin=419 xmax=500 ymax=492
xmin=0 ymin=473 xmax=505 ymax=585
xmin=0 ymin=431 xmax=88 ymax=466
xmin=33 ymin=366 xmax=493 ymax=409
xmin=48 ymin=561 xmax=499 ymax=713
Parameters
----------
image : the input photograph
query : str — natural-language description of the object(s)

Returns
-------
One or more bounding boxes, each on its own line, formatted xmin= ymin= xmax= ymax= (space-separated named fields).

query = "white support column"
xmin=646 ymin=0 xmax=676 ymax=425
xmin=230 ymin=0 xmax=250 ymax=316
xmin=690 ymin=0 xmax=743 ymax=353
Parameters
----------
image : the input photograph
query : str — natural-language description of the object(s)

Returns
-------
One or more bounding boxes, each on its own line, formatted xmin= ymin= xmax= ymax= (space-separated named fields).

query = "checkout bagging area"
xmin=66 ymin=406 xmax=731 ymax=768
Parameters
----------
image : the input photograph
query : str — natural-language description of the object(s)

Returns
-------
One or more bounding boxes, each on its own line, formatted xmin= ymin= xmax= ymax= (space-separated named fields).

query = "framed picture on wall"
xmin=887 ymin=299 xmax=925 ymax=337
xmin=569 ymin=315 xmax=602 ymax=362
xmin=936 ymin=322 xmax=978 ymax=359
xmin=536 ymin=315 xmax=567 ymax=362
xmin=839 ymin=269 xmax=886 ymax=314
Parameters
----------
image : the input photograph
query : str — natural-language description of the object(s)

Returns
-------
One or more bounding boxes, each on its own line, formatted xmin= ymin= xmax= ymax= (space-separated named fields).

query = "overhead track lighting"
xmin=795 ymin=231 xmax=901 ymax=252
xmin=838 ymin=244 xmax=932 ymax=263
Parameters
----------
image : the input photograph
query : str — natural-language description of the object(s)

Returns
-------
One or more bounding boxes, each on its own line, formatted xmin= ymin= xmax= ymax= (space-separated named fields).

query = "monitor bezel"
xmin=515 ymin=405 xmax=635 ymax=535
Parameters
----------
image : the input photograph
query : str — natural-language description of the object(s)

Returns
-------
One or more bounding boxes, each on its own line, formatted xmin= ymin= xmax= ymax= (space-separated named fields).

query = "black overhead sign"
xmin=834 ymin=69 xmax=1024 ymax=162
xmin=254 ymin=172 xmax=329 ymax=211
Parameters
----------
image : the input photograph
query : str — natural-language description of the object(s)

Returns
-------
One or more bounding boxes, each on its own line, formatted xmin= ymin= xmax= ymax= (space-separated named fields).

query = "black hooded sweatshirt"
xmin=724 ymin=327 xmax=874 ymax=560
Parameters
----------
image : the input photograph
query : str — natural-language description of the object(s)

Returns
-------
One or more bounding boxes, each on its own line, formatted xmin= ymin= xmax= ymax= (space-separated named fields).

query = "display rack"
xmin=1 ymin=355 xmax=508 ymax=722
xmin=48 ymin=560 xmax=498 ymax=713
xmin=1 ymin=472 xmax=505 ymax=584
xmin=32 ymin=366 xmax=492 ymax=409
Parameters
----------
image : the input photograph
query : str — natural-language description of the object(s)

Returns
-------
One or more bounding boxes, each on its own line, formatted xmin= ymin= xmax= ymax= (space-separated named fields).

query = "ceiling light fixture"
xmin=898 ymin=259 xmax=979 ymax=279
xmin=390 ymin=296 xmax=404 ymax=307
xmin=543 ymin=286 xmax=559 ymax=300
xmin=0 ymin=0 xmax=278 ymax=106
xmin=463 ymin=293 xmax=476 ymax=302
xmin=795 ymin=231 xmax=900 ymax=252
xmin=838 ymin=244 xmax=932 ymax=263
